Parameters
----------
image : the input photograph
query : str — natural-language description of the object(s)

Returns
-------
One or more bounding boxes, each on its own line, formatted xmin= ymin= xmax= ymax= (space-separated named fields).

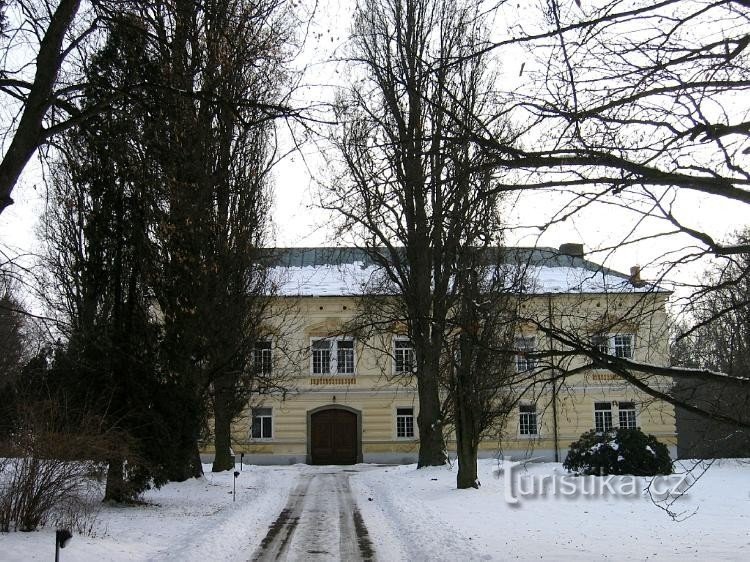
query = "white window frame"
xmin=518 ymin=403 xmax=539 ymax=437
xmin=618 ymin=401 xmax=638 ymax=429
xmin=310 ymin=337 xmax=356 ymax=375
xmin=393 ymin=336 xmax=415 ymax=375
xmin=594 ymin=402 xmax=613 ymax=433
xmin=515 ymin=336 xmax=537 ymax=373
xmin=250 ymin=407 xmax=273 ymax=440
xmin=252 ymin=340 xmax=273 ymax=375
xmin=590 ymin=333 xmax=635 ymax=359
xmin=395 ymin=406 xmax=416 ymax=439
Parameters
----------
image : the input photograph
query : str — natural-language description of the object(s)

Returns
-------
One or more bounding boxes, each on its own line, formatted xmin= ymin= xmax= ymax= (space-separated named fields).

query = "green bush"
xmin=563 ymin=428 xmax=673 ymax=476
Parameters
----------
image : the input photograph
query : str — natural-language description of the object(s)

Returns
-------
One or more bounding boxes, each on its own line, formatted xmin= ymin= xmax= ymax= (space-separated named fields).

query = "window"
xmin=312 ymin=339 xmax=331 ymax=374
xmin=311 ymin=338 xmax=356 ymax=375
xmin=337 ymin=340 xmax=355 ymax=374
xmin=613 ymin=335 xmax=634 ymax=358
xmin=394 ymin=338 xmax=414 ymax=374
xmin=251 ymin=407 xmax=272 ymax=439
xmin=253 ymin=341 xmax=272 ymax=375
xmin=591 ymin=335 xmax=609 ymax=355
xmin=519 ymin=404 xmax=538 ymax=436
xmin=618 ymin=402 xmax=637 ymax=429
xmin=590 ymin=333 xmax=634 ymax=359
xmin=515 ymin=336 xmax=537 ymax=372
xmin=396 ymin=407 xmax=415 ymax=438
xmin=594 ymin=402 xmax=613 ymax=433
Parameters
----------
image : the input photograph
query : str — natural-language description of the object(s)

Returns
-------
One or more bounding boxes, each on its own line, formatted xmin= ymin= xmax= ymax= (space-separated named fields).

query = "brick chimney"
xmin=629 ymin=265 xmax=646 ymax=288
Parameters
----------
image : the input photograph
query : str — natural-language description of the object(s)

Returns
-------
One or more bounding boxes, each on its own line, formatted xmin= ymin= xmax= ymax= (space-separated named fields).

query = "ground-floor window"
xmin=396 ymin=407 xmax=415 ymax=438
xmin=618 ymin=401 xmax=637 ymax=429
xmin=519 ymin=404 xmax=538 ymax=436
xmin=594 ymin=402 xmax=613 ymax=433
xmin=251 ymin=407 xmax=273 ymax=439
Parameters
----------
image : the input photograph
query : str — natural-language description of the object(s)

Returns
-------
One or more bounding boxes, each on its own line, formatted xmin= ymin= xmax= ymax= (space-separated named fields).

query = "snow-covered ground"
xmin=353 ymin=459 xmax=750 ymax=561
xmin=1 ymin=460 xmax=749 ymax=560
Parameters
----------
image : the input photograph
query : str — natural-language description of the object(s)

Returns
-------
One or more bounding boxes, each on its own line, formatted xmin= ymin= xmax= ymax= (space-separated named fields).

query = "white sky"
xmin=1 ymin=0 xmax=746 ymax=293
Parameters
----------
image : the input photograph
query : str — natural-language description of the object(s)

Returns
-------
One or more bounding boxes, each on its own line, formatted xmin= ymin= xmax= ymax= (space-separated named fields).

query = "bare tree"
xmin=446 ymin=249 xmax=523 ymax=488
xmin=0 ymin=0 xmax=103 ymax=216
xmin=443 ymin=0 xmax=750 ymax=422
xmin=328 ymin=0 xmax=510 ymax=467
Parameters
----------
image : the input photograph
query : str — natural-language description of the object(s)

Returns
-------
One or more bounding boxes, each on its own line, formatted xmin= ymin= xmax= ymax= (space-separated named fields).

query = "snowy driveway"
xmin=252 ymin=469 xmax=374 ymax=562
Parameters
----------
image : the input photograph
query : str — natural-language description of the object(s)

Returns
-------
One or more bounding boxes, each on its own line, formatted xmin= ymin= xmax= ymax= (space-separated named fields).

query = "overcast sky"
xmin=1 ymin=0 xmax=746 ymax=291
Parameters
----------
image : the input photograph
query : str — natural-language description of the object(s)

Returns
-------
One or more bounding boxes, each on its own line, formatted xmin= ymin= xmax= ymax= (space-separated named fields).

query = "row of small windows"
xmin=594 ymin=401 xmax=637 ymax=432
xmin=250 ymin=403 xmax=636 ymax=441
xmin=514 ymin=333 xmax=635 ymax=373
xmin=251 ymin=337 xmax=415 ymax=376
xmin=312 ymin=338 xmax=355 ymax=374
xmin=252 ymin=333 xmax=634 ymax=376
xmin=516 ymin=401 xmax=637 ymax=437
xmin=249 ymin=406 xmax=416 ymax=440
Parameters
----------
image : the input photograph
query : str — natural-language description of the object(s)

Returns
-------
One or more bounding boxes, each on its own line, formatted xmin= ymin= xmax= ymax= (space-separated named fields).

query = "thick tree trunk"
xmin=455 ymin=393 xmax=480 ymax=489
xmin=104 ymin=458 xmax=127 ymax=502
xmin=212 ymin=376 xmax=235 ymax=472
xmin=416 ymin=372 xmax=447 ymax=467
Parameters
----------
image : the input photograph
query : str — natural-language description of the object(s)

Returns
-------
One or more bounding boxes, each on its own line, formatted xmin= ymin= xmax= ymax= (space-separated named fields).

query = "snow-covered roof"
xmin=268 ymin=247 xmax=666 ymax=297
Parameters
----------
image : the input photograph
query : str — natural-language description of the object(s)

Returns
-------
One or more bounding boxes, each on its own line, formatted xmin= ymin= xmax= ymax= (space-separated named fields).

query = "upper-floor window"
xmin=515 ymin=336 xmax=537 ymax=372
xmin=253 ymin=340 xmax=272 ymax=375
xmin=311 ymin=338 xmax=355 ymax=375
xmin=393 ymin=337 xmax=414 ymax=374
xmin=591 ymin=333 xmax=634 ymax=359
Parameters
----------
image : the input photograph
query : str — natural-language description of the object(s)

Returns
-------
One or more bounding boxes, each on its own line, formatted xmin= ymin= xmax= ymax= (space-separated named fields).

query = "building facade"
xmin=201 ymin=246 xmax=677 ymax=465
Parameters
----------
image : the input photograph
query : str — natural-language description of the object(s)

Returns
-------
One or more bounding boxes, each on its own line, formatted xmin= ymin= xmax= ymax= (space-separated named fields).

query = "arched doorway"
xmin=308 ymin=407 xmax=361 ymax=465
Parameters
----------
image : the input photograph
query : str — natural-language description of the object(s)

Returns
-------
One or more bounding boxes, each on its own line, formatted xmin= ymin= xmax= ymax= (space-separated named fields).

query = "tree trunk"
xmin=212 ymin=376 xmax=235 ymax=472
xmin=104 ymin=458 xmax=126 ymax=502
xmin=191 ymin=442 xmax=204 ymax=478
xmin=0 ymin=0 xmax=82 ymax=215
xmin=416 ymin=372 xmax=447 ymax=467
xmin=455 ymin=392 xmax=480 ymax=489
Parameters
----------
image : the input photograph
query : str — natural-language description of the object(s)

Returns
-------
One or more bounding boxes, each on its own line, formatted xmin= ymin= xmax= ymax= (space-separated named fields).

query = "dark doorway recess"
xmin=310 ymin=409 xmax=358 ymax=465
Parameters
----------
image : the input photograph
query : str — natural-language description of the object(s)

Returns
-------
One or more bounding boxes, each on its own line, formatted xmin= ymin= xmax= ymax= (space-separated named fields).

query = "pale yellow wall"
xmin=205 ymin=290 xmax=677 ymax=461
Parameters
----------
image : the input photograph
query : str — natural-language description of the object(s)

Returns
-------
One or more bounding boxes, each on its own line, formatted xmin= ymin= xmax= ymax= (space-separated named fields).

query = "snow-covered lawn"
xmin=0 ymin=464 xmax=299 ymax=561
xmin=1 ymin=459 xmax=749 ymax=560
xmin=353 ymin=459 xmax=750 ymax=561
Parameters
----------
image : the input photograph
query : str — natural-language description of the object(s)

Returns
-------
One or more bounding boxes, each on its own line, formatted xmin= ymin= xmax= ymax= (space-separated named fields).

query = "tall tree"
xmin=447 ymin=248 xmax=522 ymax=488
xmin=330 ymin=0 xmax=508 ymax=467
xmin=444 ymin=0 xmax=750 ymax=420
xmin=134 ymin=0 xmax=292 ymax=476
xmin=44 ymin=15 xmax=174 ymax=501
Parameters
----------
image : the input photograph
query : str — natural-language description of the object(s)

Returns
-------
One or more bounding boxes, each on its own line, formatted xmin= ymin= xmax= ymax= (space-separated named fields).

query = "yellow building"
xmin=204 ymin=246 xmax=676 ymax=465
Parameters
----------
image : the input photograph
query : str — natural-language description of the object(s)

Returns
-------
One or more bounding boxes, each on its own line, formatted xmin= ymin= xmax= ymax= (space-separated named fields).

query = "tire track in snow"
xmin=251 ymin=469 xmax=375 ymax=562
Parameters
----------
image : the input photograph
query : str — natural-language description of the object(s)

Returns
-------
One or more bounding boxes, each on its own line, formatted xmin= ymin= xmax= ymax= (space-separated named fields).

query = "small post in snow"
xmin=240 ymin=452 xmax=244 ymax=471
xmin=233 ymin=470 xmax=240 ymax=502
xmin=55 ymin=529 xmax=72 ymax=562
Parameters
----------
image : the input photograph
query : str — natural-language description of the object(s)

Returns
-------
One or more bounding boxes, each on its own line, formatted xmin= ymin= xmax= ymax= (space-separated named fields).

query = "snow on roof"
xmin=271 ymin=261 xmax=380 ymax=297
xmin=268 ymin=247 xmax=664 ymax=297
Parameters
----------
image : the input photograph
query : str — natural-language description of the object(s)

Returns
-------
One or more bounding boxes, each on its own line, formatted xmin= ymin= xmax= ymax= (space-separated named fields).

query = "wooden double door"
xmin=310 ymin=409 xmax=358 ymax=465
